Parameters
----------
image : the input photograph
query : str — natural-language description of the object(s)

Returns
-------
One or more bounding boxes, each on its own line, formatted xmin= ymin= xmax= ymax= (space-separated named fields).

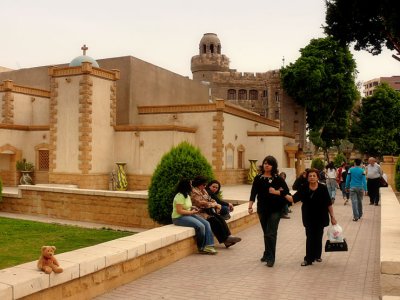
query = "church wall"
xmin=53 ymin=77 xmax=80 ymax=173
xmin=0 ymin=66 xmax=51 ymax=90
xmin=13 ymin=94 xmax=49 ymax=125
xmin=97 ymin=56 xmax=210 ymax=125
xmin=222 ymin=113 xmax=280 ymax=169
xmin=91 ymin=77 xmax=115 ymax=173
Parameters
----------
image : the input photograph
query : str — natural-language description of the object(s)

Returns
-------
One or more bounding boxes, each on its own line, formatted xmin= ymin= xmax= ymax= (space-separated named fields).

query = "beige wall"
xmin=54 ymin=77 xmax=80 ymax=173
xmin=12 ymin=94 xmax=49 ymax=125
xmin=98 ymin=57 xmax=210 ymax=125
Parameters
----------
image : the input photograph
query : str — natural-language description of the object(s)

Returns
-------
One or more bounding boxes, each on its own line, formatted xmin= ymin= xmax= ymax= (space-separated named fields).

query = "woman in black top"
xmin=248 ymin=155 xmax=293 ymax=267
xmin=292 ymin=168 xmax=337 ymax=266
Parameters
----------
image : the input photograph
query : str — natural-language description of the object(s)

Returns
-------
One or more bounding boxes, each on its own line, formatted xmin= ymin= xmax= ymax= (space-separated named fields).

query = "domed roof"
xmin=200 ymin=33 xmax=221 ymax=46
xmin=69 ymin=55 xmax=99 ymax=68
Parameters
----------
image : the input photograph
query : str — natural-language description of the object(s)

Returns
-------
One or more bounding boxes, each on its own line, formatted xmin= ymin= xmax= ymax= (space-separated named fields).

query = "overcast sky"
xmin=1 ymin=0 xmax=398 ymax=84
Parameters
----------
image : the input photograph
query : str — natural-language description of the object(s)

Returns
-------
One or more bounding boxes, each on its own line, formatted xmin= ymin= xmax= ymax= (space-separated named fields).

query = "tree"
xmin=350 ymin=83 xmax=400 ymax=157
xmin=147 ymin=141 xmax=214 ymax=225
xmin=324 ymin=0 xmax=400 ymax=61
xmin=281 ymin=37 xmax=359 ymax=159
xmin=395 ymin=155 xmax=400 ymax=191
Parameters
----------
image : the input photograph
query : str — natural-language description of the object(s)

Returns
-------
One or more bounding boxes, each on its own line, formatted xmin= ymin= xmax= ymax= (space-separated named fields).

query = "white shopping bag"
xmin=327 ymin=224 xmax=344 ymax=243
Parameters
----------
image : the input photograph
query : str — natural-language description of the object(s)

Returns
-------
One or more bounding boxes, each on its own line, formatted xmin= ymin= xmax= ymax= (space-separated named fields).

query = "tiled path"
xmin=96 ymin=186 xmax=381 ymax=300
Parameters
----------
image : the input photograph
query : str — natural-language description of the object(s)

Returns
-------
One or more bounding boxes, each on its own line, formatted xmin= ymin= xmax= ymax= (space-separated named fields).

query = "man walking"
xmin=345 ymin=158 xmax=367 ymax=221
xmin=366 ymin=157 xmax=383 ymax=206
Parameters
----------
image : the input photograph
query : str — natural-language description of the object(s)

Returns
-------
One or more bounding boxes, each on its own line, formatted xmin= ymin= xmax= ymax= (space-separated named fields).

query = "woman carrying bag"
xmin=290 ymin=168 xmax=337 ymax=266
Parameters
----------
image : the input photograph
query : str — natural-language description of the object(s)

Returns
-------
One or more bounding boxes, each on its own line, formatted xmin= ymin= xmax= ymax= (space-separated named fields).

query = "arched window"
xmin=227 ymin=89 xmax=236 ymax=100
xmin=249 ymin=90 xmax=258 ymax=100
xmin=210 ymin=44 xmax=214 ymax=53
xmin=238 ymin=89 xmax=247 ymax=100
xmin=202 ymin=44 xmax=206 ymax=54
xmin=217 ymin=45 xmax=221 ymax=54
xmin=237 ymin=145 xmax=245 ymax=169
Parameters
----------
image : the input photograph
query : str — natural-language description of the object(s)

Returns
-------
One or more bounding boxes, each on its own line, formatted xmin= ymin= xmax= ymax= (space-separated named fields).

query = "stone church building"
xmin=0 ymin=34 xmax=305 ymax=190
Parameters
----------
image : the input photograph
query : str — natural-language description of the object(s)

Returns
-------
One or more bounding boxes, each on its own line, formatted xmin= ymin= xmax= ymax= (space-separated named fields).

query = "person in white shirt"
xmin=325 ymin=162 xmax=337 ymax=203
xmin=366 ymin=157 xmax=383 ymax=206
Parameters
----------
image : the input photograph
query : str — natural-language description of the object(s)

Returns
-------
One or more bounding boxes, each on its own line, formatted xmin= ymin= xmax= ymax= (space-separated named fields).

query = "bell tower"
xmin=191 ymin=33 xmax=230 ymax=82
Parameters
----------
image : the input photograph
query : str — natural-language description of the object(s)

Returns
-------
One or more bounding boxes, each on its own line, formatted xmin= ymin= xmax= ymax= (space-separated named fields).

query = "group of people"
xmin=171 ymin=154 xmax=385 ymax=267
xmin=171 ymin=176 xmax=241 ymax=255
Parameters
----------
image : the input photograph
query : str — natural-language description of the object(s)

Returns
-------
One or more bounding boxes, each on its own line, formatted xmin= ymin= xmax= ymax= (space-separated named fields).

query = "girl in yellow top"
xmin=171 ymin=178 xmax=216 ymax=254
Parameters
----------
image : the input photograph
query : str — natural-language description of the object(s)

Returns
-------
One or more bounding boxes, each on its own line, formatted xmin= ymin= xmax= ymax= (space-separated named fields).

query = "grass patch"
xmin=0 ymin=217 xmax=134 ymax=269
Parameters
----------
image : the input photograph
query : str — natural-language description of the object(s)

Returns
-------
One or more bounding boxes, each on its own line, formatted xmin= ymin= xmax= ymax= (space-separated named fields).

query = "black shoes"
xmin=260 ymin=257 xmax=267 ymax=262
xmin=301 ymin=260 xmax=312 ymax=266
xmin=266 ymin=261 xmax=274 ymax=267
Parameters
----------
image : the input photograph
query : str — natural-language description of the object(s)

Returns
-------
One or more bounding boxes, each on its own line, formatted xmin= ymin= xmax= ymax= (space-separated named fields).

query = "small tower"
xmin=191 ymin=33 xmax=230 ymax=82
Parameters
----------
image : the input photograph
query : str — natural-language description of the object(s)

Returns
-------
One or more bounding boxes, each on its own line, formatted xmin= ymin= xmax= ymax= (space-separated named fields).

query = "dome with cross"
xmin=69 ymin=44 xmax=99 ymax=68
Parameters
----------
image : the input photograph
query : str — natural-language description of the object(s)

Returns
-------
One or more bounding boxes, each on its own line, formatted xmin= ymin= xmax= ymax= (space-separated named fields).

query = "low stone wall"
xmin=0 ymin=186 xmax=157 ymax=229
xmin=0 ymin=204 xmax=258 ymax=300
xmin=381 ymin=186 xmax=400 ymax=297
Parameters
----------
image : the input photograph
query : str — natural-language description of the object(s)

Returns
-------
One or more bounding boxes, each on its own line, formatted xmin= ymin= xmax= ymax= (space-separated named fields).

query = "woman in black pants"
xmin=292 ymin=168 xmax=337 ymax=266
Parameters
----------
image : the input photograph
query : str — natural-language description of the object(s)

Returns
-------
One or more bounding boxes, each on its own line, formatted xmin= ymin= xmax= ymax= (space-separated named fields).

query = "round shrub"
xmin=311 ymin=157 xmax=325 ymax=171
xmin=333 ymin=153 xmax=347 ymax=168
xmin=148 ymin=141 xmax=214 ymax=224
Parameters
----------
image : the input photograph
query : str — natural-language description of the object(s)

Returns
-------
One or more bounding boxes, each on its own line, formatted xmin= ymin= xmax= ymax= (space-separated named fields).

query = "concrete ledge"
xmin=0 ymin=203 xmax=258 ymax=299
xmin=381 ymin=186 xmax=400 ymax=297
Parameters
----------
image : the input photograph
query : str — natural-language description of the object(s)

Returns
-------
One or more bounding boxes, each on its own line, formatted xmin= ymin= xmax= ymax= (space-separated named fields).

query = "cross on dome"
xmin=81 ymin=44 xmax=88 ymax=55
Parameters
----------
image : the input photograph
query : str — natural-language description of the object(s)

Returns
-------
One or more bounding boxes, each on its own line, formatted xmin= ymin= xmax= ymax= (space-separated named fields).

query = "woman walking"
xmin=292 ymin=168 xmax=337 ymax=266
xmin=248 ymin=155 xmax=293 ymax=267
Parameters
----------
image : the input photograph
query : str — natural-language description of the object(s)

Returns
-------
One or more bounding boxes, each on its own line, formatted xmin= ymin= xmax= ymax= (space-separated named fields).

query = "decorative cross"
xmin=81 ymin=44 xmax=88 ymax=55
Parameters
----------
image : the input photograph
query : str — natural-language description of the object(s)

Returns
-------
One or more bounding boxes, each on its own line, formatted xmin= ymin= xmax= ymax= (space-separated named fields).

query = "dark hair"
xmin=260 ymin=155 xmax=278 ymax=176
xmin=175 ymin=178 xmax=192 ymax=198
xmin=354 ymin=158 xmax=362 ymax=166
xmin=206 ymin=179 xmax=221 ymax=193
xmin=326 ymin=161 xmax=335 ymax=170
xmin=191 ymin=175 xmax=208 ymax=188
xmin=306 ymin=168 xmax=320 ymax=179
xmin=279 ymin=172 xmax=287 ymax=180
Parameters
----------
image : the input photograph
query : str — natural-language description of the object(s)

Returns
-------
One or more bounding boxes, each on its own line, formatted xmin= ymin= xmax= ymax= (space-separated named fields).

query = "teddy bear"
xmin=37 ymin=246 xmax=63 ymax=274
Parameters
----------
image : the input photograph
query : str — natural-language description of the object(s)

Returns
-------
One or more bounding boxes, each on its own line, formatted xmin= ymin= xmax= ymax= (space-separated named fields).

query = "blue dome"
xmin=69 ymin=55 xmax=99 ymax=68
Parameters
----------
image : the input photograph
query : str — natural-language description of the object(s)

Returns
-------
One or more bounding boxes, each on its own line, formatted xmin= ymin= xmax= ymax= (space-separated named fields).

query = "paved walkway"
xmin=96 ymin=185 xmax=381 ymax=300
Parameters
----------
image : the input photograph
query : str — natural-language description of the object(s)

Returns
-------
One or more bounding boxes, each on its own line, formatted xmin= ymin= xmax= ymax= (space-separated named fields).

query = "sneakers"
xmin=199 ymin=246 xmax=217 ymax=255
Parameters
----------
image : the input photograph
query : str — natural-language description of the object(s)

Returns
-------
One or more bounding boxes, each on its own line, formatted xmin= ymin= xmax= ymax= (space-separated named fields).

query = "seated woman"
xmin=171 ymin=178 xmax=217 ymax=254
xmin=191 ymin=176 xmax=241 ymax=248
xmin=206 ymin=179 xmax=234 ymax=220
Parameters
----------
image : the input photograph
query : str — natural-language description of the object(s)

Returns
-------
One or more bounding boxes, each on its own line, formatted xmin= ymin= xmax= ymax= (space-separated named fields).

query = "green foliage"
xmin=16 ymin=158 xmax=34 ymax=171
xmin=281 ymin=37 xmax=359 ymax=152
xmin=395 ymin=156 xmax=400 ymax=192
xmin=324 ymin=0 xmax=400 ymax=57
xmin=0 ymin=217 xmax=133 ymax=269
xmin=148 ymin=142 xmax=214 ymax=225
xmin=350 ymin=83 xmax=400 ymax=156
xmin=311 ymin=158 xmax=325 ymax=171
xmin=333 ymin=153 xmax=347 ymax=168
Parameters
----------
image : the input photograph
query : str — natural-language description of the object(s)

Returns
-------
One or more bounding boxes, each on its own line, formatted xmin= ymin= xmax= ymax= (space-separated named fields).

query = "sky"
xmin=1 ymin=0 xmax=399 ymax=85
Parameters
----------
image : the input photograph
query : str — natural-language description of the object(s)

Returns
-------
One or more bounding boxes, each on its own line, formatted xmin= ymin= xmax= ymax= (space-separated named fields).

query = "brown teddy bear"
xmin=37 ymin=246 xmax=63 ymax=274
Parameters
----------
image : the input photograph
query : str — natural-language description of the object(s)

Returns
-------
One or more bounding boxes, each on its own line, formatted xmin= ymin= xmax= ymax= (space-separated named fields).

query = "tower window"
xmin=203 ymin=44 xmax=206 ymax=54
xmin=275 ymin=91 xmax=280 ymax=102
xmin=217 ymin=45 xmax=221 ymax=54
xmin=210 ymin=44 xmax=214 ymax=53
xmin=227 ymin=89 xmax=236 ymax=100
xmin=238 ymin=89 xmax=247 ymax=100
xmin=249 ymin=90 xmax=258 ymax=100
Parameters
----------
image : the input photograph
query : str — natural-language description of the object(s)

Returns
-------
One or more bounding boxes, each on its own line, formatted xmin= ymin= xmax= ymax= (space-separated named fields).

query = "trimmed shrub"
xmin=148 ymin=141 xmax=214 ymax=224
xmin=311 ymin=157 xmax=324 ymax=171
xmin=333 ymin=153 xmax=347 ymax=168
xmin=395 ymin=155 xmax=400 ymax=192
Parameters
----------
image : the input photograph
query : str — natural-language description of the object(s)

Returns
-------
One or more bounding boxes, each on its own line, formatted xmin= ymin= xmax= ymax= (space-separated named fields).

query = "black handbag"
xmin=325 ymin=238 xmax=348 ymax=252
xmin=379 ymin=176 xmax=388 ymax=188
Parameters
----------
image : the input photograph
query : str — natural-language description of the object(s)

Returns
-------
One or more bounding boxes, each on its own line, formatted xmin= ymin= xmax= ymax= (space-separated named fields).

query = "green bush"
xmin=395 ymin=155 xmax=400 ymax=192
xmin=311 ymin=157 xmax=325 ymax=171
xmin=333 ymin=153 xmax=347 ymax=168
xmin=148 ymin=141 xmax=214 ymax=224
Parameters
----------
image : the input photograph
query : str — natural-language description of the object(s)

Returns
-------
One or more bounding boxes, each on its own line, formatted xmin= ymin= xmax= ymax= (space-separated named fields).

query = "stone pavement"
xmin=96 ymin=185 xmax=381 ymax=300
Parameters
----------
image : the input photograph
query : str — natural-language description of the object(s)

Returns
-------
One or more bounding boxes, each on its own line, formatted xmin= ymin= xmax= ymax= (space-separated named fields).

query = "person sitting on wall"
xmin=171 ymin=178 xmax=217 ymax=254
xmin=191 ymin=176 xmax=242 ymax=248
xmin=206 ymin=179 xmax=234 ymax=220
